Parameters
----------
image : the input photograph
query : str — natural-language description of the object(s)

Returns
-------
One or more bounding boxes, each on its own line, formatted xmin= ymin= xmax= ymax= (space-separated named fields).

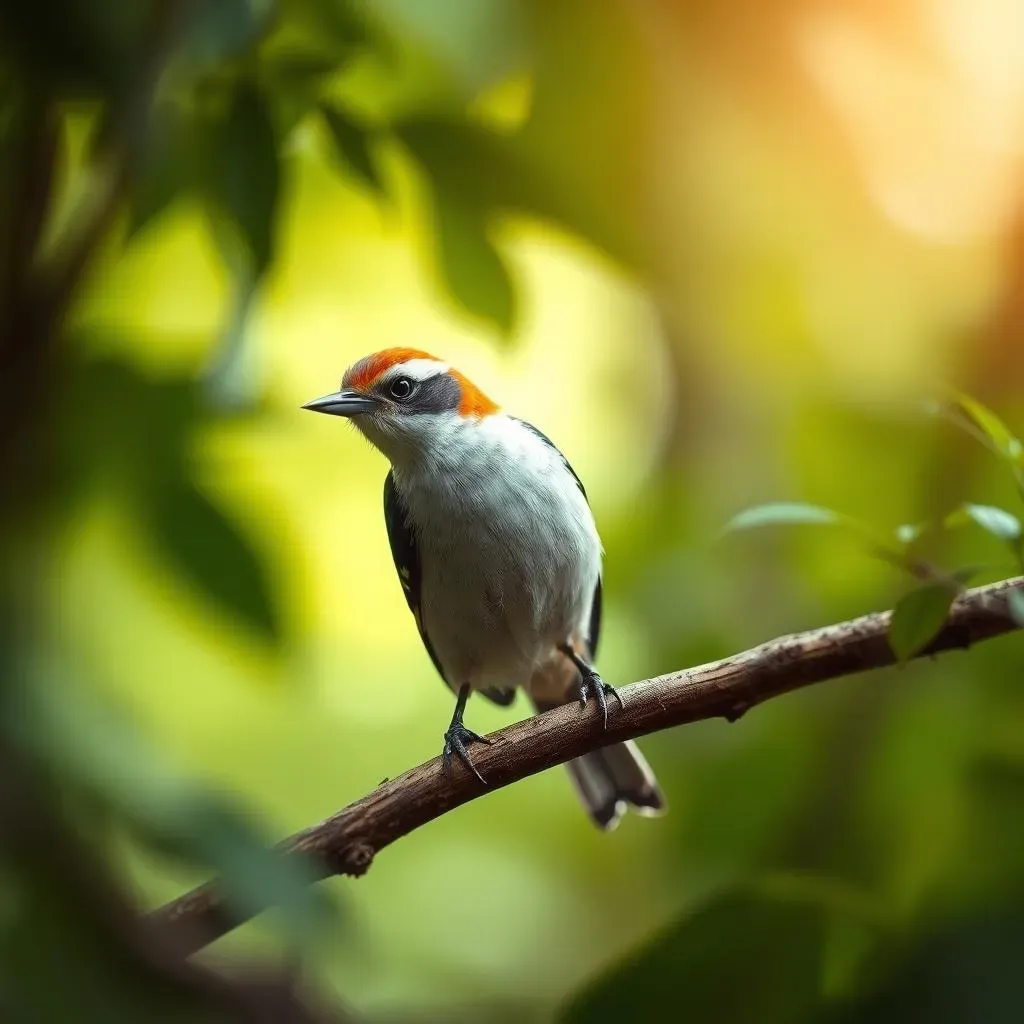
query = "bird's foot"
xmin=442 ymin=722 xmax=491 ymax=785
xmin=577 ymin=668 xmax=623 ymax=729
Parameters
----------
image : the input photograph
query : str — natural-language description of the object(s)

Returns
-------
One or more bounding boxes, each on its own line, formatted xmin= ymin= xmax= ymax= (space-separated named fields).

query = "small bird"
xmin=304 ymin=348 xmax=665 ymax=829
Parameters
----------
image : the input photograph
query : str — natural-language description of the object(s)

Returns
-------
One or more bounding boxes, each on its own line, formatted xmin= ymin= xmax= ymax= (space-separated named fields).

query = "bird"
xmin=304 ymin=347 xmax=665 ymax=829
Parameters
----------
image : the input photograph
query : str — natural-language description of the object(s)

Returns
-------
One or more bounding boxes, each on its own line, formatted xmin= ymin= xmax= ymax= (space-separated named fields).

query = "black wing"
xmin=587 ymin=576 xmax=602 ymax=659
xmin=512 ymin=418 xmax=588 ymax=498
xmin=383 ymin=472 xmax=515 ymax=706
xmin=511 ymin=418 xmax=602 ymax=657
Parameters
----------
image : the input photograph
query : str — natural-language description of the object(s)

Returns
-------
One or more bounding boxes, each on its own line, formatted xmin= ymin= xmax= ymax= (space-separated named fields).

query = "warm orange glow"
xmin=797 ymin=0 xmax=1024 ymax=241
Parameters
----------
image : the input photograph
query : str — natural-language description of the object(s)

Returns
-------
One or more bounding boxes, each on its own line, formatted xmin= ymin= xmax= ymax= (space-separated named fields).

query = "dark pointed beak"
xmin=302 ymin=390 xmax=379 ymax=417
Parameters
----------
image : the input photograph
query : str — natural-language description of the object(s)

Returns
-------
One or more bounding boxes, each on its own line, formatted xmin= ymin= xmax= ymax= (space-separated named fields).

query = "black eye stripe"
xmin=375 ymin=372 xmax=462 ymax=412
xmin=406 ymin=373 xmax=461 ymax=413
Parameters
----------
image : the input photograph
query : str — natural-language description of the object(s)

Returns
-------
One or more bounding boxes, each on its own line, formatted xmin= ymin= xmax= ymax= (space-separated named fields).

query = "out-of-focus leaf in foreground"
xmin=128 ymin=102 xmax=196 ymax=238
xmin=431 ymin=187 xmax=516 ymax=338
xmin=141 ymin=477 xmax=280 ymax=641
xmin=828 ymin=910 xmax=1024 ymax=1024
xmin=60 ymin=353 xmax=280 ymax=641
xmin=178 ymin=0 xmax=274 ymax=71
xmin=561 ymin=882 xmax=876 ymax=1024
xmin=9 ymin=679 xmax=332 ymax=948
xmin=320 ymin=104 xmax=386 ymax=198
xmin=207 ymin=81 xmax=281 ymax=275
xmin=396 ymin=116 xmax=641 ymax=266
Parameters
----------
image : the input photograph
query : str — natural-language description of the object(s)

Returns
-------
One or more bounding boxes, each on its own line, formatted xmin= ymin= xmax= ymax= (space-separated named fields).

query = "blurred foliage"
xmin=2 ymin=0 xmax=1024 ymax=1021
xmin=726 ymin=395 xmax=1024 ymax=662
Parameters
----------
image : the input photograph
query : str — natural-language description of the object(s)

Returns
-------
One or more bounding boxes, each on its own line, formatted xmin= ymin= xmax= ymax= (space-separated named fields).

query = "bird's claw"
xmin=442 ymin=722 xmax=491 ymax=785
xmin=577 ymin=669 xmax=622 ymax=729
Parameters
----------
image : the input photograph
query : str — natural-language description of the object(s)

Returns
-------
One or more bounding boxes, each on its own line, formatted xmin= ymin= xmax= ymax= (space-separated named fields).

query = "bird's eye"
xmin=389 ymin=376 xmax=414 ymax=400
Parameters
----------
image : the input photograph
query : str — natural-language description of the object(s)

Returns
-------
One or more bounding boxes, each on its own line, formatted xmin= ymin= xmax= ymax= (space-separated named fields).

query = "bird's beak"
xmin=302 ymin=390 xmax=379 ymax=417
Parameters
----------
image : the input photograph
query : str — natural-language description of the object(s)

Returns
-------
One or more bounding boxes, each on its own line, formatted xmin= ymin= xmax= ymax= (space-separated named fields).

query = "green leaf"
xmin=296 ymin=0 xmax=376 ymax=51
xmin=372 ymin=0 xmax=525 ymax=94
xmin=396 ymin=117 xmax=642 ymax=269
xmin=179 ymin=0 xmax=274 ymax=68
xmin=721 ymin=502 xmax=928 ymax=576
xmin=561 ymin=889 xmax=833 ymax=1024
xmin=128 ymin=103 xmax=195 ymax=238
xmin=201 ymin=83 xmax=279 ymax=406
xmin=264 ymin=50 xmax=347 ymax=91
xmin=961 ymin=503 xmax=1022 ymax=543
xmin=397 ymin=119 xmax=518 ymax=333
xmin=397 ymin=119 xmax=519 ymax=206
xmin=950 ymin=391 xmax=1024 ymax=464
xmin=888 ymin=584 xmax=957 ymax=662
xmin=320 ymin=104 xmax=385 ymax=197
xmin=208 ymin=82 xmax=281 ymax=274
xmin=432 ymin=189 xmax=516 ymax=337
xmin=1008 ymin=589 xmax=1024 ymax=627
xmin=941 ymin=392 xmax=1024 ymax=499
xmin=59 ymin=352 xmax=274 ymax=624
xmin=56 ymin=352 xmax=197 ymax=513
xmin=141 ymin=478 xmax=279 ymax=640
xmin=947 ymin=503 xmax=1023 ymax=568
xmin=830 ymin=910 xmax=1024 ymax=1024
xmin=722 ymin=502 xmax=845 ymax=532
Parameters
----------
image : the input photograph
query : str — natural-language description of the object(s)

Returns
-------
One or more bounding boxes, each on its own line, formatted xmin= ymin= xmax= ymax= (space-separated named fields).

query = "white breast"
xmin=391 ymin=414 xmax=602 ymax=695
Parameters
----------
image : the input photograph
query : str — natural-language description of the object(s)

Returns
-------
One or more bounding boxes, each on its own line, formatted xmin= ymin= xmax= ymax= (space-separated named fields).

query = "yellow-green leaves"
xmin=397 ymin=119 xmax=518 ymax=339
xmin=940 ymin=392 xmax=1024 ymax=499
xmin=726 ymin=393 xmax=1024 ymax=663
xmin=722 ymin=502 xmax=918 ymax=574
xmin=947 ymin=503 xmax=1024 ymax=569
xmin=209 ymin=82 xmax=281 ymax=275
xmin=431 ymin=187 xmax=517 ymax=338
xmin=61 ymin=353 xmax=281 ymax=642
xmin=951 ymin=391 xmax=1024 ymax=465
xmin=562 ymin=879 xmax=886 ymax=1024
xmin=321 ymin=104 xmax=386 ymax=198
xmin=143 ymin=478 xmax=279 ymax=641
xmin=723 ymin=497 xmax=983 ymax=662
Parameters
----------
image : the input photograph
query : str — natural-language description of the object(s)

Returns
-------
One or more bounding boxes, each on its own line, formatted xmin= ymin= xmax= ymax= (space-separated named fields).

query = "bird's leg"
xmin=558 ymin=643 xmax=622 ymax=729
xmin=442 ymin=683 xmax=491 ymax=785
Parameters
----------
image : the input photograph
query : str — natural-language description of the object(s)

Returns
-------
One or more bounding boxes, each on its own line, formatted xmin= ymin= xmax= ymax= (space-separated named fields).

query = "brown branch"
xmin=153 ymin=576 xmax=1024 ymax=955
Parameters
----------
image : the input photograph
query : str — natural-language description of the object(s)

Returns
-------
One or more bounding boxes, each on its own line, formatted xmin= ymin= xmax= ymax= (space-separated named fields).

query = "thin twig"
xmin=152 ymin=576 xmax=1024 ymax=955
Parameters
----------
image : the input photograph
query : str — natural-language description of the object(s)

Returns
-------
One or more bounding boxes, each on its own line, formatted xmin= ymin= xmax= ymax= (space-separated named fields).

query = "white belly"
xmin=393 ymin=417 xmax=602 ymax=694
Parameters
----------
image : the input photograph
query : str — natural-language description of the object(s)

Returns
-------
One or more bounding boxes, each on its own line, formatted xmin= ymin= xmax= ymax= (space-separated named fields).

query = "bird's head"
xmin=303 ymin=348 xmax=499 ymax=465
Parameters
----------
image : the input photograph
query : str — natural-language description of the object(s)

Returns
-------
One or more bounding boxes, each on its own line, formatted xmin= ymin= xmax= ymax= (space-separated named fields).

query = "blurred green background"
xmin=4 ymin=0 xmax=1024 ymax=1021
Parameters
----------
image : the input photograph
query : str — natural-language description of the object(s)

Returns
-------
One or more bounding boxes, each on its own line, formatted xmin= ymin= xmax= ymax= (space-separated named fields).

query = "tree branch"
xmin=153 ymin=576 xmax=1024 ymax=955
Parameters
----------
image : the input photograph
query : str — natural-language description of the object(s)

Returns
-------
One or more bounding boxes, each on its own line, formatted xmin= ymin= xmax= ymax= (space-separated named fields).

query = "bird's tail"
xmin=532 ymin=698 xmax=666 ymax=830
